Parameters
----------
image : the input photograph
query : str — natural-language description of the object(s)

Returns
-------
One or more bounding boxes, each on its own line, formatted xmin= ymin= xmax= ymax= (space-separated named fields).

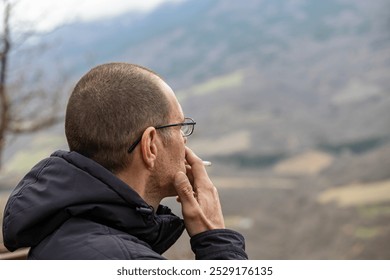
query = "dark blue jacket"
xmin=2 ymin=151 xmax=247 ymax=259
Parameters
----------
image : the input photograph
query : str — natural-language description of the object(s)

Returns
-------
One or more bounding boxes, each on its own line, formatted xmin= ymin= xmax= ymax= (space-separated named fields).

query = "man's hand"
xmin=174 ymin=147 xmax=225 ymax=237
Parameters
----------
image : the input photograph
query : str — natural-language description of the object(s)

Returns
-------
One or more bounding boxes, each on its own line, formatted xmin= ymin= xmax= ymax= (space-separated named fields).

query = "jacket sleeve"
xmin=190 ymin=229 xmax=248 ymax=260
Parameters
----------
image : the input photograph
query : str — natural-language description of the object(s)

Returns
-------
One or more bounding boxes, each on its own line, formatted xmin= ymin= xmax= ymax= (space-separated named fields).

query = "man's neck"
xmin=115 ymin=168 xmax=161 ymax=211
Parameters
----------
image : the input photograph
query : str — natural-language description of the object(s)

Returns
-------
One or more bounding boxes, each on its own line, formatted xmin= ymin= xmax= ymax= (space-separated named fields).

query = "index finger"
xmin=185 ymin=147 xmax=205 ymax=169
xmin=185 ymin=147 xmax=211 ymax=184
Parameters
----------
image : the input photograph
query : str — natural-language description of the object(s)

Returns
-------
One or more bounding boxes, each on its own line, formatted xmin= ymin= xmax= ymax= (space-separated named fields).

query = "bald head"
xmin=65 ymin=63 xmax=171 ymax=173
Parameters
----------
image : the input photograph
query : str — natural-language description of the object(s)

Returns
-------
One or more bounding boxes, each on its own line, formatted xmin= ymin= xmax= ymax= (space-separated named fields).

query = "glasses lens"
xmin=181 ymin=124 xmax=193 ymax=136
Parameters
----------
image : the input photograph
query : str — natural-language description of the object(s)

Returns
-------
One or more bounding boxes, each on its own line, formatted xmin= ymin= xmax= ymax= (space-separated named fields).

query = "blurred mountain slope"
xmin=4 ymin=0 xmax=390 ymax=175
xmin=1 ymin=0 xmax=390 ymax=260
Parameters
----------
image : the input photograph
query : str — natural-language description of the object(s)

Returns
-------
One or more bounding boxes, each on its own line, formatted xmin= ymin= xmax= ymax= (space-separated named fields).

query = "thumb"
xmin=174 ymin=172 xmax=197 ymax=206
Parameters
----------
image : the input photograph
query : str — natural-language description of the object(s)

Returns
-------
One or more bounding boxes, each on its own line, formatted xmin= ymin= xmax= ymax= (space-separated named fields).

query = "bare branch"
xmin=0 ymin=1 xmax=12 ymax=147
xmin=0 ymin=0 xmax=66 ymax=168
xmin=8 ymin=114 xmax=64 ymax=134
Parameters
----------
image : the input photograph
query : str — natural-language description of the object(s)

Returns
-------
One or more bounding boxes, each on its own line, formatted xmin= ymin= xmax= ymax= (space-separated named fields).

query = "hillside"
xmin=0 ymin=0 xmax=389 ymax=259
xmin=26 ymin=0 xmax=388 ymax=160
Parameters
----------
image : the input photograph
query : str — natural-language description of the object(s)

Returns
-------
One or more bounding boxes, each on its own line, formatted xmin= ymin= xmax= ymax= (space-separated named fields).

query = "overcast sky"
xmin=11 ymin=0 xmax=180 ymax=32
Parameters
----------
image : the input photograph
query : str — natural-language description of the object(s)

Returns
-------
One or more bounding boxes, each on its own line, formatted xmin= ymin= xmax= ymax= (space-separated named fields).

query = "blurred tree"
xmin=0 ymin=0 xmax=64 ymax=168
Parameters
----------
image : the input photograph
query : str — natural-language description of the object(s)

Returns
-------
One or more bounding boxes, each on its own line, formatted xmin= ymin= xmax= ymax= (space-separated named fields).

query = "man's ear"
xmin=140 ymin=127 xmax=158 ymax=169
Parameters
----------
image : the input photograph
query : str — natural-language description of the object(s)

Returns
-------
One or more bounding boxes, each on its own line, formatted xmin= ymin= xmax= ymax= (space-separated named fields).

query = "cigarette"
xmin=202 ymin=161 xmax=212 ymax=166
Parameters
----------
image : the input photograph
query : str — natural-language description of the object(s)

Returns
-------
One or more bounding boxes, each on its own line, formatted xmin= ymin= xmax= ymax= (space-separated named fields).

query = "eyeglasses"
xmin=127 ymin=117 xmax=196 ymax=153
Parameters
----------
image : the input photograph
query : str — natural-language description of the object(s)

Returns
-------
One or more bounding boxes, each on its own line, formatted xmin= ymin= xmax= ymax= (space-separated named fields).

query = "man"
xmin=2 ymin=63 xmax=247 ymax=260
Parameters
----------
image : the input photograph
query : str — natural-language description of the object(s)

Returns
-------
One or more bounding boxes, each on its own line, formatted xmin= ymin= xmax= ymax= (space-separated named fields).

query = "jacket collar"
xmin=3 ymin=150 xmax=184 ymax=254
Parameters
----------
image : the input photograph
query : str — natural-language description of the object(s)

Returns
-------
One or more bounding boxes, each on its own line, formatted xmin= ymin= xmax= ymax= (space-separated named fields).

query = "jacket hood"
xmin=2 ymin=150 xmax=184 ymax=253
